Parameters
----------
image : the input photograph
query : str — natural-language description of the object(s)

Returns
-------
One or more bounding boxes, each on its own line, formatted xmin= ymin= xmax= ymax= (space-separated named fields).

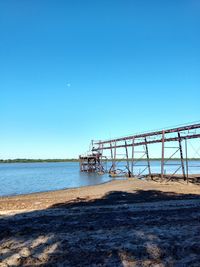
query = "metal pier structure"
xmin=80 ymin=122 xmax=200 ymax=181
xmin=79 ymin=151 xmax=105 ymax=173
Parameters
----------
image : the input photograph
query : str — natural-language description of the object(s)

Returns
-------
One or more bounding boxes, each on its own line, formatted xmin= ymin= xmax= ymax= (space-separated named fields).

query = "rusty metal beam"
xmin=93 ymin=133 xmax=200 ymax=151
xmin=94 ymin=123 xmax=200 ymax=145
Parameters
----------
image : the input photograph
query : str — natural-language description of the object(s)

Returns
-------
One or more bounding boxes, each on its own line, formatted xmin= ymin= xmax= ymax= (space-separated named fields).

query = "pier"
xmin=80 ymin=122 xmax=200 ymax=182
xmin=79 ymin=152 xmax=104 ymax=173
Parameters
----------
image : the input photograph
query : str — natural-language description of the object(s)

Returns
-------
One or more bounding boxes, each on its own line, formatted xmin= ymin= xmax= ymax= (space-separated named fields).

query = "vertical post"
xmin=145 ymin=137 xmax=151 ymax=178
xmin=131 ymin=137 xmax=135 ymax=177
xmin=110 ymin=142 xmax=114 ymax=173
xmin=185 ymin=138 xmax=189 ymax=183
xmin=99 ymin=142 xmax=103 ymax=172
xmin=145 ymin=138 xmax=151 ymax=178
xmin=113 ymin=141 xmax=117 ymax=173
xmin=161 ymin=130 xmax=165 ymax=180
xmin=178 ymin=132 xmax=186 ymax=180
xmin=125 ymin=140 xmax=131 ymax=177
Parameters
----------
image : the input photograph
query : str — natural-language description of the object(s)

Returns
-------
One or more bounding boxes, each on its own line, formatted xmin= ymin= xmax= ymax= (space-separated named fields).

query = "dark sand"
xmin=0 ymin=178 xmax=200 ymax=266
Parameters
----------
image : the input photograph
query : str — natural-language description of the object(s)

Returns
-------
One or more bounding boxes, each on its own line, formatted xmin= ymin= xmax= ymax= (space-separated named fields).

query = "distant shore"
xmin=0 ymin=159 xmax=78 ymax=163
xmin=1 ymin=158 xmax=200 ymax=163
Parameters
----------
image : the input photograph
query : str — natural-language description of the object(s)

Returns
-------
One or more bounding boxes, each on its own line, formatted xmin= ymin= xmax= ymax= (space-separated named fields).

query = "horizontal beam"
xmin=94 ymin=123 xmax=200 ymax=145
xmin=93 ymin=133 xmax=200 ymax=151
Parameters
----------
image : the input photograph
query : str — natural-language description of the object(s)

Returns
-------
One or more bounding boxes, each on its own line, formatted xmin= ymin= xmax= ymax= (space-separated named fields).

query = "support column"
xmin=114 ymin=141 xmax=117 ymax=172
xmin=145 ymin=137 xmax=151 ymax=178
xmin=161 ymin=130 xmax=165 ymax=180
xmin=99 ymin=142 xmax=104 ymax=172
xmin=178 ymin=132 xmax=186 ymax=180
xmin=125 ymin=140 xmax=130 ymax=177
xmin=110 ymin=142 xmax=114 ymax=173
xmin=131 ymin=137 xmax=135 ymax=177
xmin=185 ymin=138 xmax=189 ymax=183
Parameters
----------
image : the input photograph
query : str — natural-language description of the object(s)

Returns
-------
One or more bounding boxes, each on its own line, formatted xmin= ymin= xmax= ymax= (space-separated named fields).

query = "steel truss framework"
xmin=92 ymin=123 xmax=200 ymax=180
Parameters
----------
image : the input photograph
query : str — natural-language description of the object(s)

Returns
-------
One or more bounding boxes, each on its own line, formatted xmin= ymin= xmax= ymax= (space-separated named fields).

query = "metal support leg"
xmin=110 ymin=142 xmax=115 ymax=173
xmin=114 ymin=141 xmax=116 ymax=172
xmin=178 ymin=132 xmax=186 ymax=180
xmin=100 ymin=143 xmax=104 ymax=172
xmin=131 ymin=137 xmax=135 ymax=177
xmin=185 ymin=138 xmax=189 ymax=183
xmin=145 ymin=137 xmax=151 ymax=178
xmin=125 ymin=140 xmax=131 ymax=177
xmin=161 ymin=130 xmax=165 ymax=180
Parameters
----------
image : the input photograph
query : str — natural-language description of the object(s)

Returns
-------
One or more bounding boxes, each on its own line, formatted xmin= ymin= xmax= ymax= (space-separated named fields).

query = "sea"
xmin=0 ymin=160 xmax=199 ymax=196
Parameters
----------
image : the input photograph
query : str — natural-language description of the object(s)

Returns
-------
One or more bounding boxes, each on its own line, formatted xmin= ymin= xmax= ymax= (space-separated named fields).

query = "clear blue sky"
xmin=0 ymin=0 xmax=200 ymax=159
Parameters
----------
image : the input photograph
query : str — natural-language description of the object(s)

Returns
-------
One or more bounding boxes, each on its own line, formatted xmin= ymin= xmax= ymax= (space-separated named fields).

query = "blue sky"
xmin=0 ymin=0 xmax=200 ymax=159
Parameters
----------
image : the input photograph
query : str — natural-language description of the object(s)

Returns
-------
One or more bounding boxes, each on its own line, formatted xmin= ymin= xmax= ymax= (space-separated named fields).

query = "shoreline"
xmin=0 ymin=178 xmax=113 ymax=199
xmin=1 ymin=178 xmax=200 ymax=214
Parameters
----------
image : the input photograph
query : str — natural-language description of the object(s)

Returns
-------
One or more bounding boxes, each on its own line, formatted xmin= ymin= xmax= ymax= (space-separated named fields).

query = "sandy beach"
xmin=0 ymin=178 xmax=200 ymax=266
xmin=1 ymin=178 xmax=200 ymax=214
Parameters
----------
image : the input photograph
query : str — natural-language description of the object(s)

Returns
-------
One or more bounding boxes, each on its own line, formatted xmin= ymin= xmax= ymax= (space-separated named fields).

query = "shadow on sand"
xmin=1 ymin=190 xmax=200 ymax=266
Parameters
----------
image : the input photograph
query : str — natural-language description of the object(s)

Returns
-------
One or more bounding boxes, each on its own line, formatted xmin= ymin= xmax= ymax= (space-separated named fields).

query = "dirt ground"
xmin=0 ymin=178 xmax=200 ymax=266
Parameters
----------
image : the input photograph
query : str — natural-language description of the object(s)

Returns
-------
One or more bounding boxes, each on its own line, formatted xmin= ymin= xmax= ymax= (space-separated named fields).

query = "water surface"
xmin=0 ymin=160 xmax=199 ymax=196
xmin=0 ymin=162 xmax=111 ymax=196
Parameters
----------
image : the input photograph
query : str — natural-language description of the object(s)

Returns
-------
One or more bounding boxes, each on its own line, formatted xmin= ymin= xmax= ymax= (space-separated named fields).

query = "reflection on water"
xmin=0 ymin=160 xmax=199 ymax=196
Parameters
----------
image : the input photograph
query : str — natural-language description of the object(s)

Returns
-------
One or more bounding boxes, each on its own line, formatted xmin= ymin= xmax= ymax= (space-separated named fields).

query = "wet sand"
xmin=1 ymin=178 xmax=200 ymax=214
xmin=0 ymin=178 xmax=200 ymax=266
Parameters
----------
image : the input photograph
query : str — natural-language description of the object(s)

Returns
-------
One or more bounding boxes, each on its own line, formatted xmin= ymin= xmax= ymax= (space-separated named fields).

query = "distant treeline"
xmin=0 ymin=159 xmax=79 ymax=163
xmin=0 ymin=158 xmax=200 ymax=163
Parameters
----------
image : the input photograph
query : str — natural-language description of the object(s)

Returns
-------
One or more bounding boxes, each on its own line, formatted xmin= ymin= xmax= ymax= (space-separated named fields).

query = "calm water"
xmin=0 ymin=161 xmax=199 ymax=196
xmin=0 ymin=162 xmax=111 ymax=197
